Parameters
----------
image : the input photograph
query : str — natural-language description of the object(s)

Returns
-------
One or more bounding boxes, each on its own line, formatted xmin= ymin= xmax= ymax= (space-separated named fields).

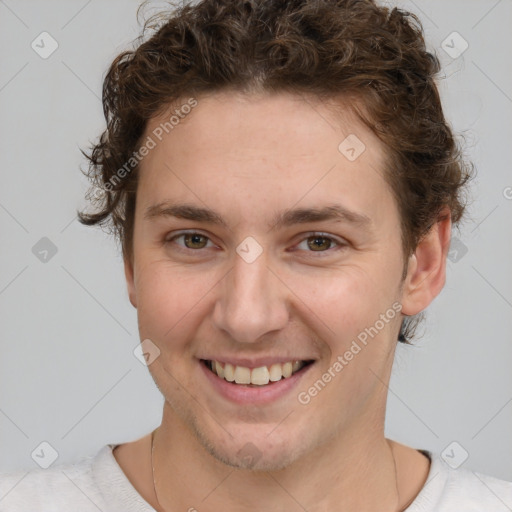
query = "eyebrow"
xmin=144 ymin=202 xmax=373 ymax=232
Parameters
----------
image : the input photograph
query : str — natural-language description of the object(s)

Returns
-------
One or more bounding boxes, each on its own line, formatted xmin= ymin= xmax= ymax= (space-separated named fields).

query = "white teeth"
xmin=224 ymin=363 xmax=235 ymax=382
xmin=214 ymin=361 xmax=225 ymax=379
xmin=269 ymin=363 xmax=283 ymax=382
xmin=234 ymin=365 xmax=251 ymax=384
xmin=208 ymin=359 xmax=308 ymax=385
xmin=282 ymin=362 xmax=292 ymax=378
xmin=251 ymin=366 xmax=270 ymax=385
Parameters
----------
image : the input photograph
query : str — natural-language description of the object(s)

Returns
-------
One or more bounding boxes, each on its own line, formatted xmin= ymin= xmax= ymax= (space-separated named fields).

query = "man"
xmin=1 ymin=0 xmax=511 ymax=510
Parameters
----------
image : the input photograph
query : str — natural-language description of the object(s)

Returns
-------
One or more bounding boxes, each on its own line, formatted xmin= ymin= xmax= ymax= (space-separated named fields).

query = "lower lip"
xmin=199 ymin=360 xmax=314 ymax=405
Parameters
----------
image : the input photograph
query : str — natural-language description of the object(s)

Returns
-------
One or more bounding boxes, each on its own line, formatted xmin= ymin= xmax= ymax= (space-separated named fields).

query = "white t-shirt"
xmin=0 ymin=444 xmax=511 ymax=511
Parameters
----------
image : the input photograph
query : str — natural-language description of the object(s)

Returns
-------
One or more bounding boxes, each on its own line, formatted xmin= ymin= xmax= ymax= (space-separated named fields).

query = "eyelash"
xmin=164 ymin=231 xmax=347 ymax=256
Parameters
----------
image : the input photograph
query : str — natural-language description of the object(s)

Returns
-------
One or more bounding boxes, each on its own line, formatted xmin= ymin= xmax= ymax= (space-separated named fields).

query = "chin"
xmin=206 ymin=441 xmax=303 ymax=471
xmin=193 ymin=421 xmax=312 ymax=472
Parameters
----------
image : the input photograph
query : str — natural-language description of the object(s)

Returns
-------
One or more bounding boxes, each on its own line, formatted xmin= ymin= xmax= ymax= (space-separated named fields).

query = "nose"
xmin=212 ymin=247 xmax=289 ymax=344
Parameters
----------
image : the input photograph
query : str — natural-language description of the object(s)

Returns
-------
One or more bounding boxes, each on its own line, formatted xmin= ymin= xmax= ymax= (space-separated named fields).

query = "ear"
xmin=400 ymin=208 xmax=452 ymax=316
xmin=124 ymin=256 xmax=137 ymax=308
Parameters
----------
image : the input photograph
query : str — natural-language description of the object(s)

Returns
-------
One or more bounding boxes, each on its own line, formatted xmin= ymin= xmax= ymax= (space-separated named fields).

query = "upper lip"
xmin=199 ymin=356 xmax=315 ymax=368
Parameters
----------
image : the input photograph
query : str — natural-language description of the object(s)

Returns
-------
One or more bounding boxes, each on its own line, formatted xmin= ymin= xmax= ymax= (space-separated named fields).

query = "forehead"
xmin=137 ymin=91 xmax=397 ymax=230
xmin=143 ymin=91 xmax=379 ymax=161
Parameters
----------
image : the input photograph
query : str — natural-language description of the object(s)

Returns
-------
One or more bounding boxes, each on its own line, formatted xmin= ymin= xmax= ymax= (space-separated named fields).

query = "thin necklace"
xmin=150 ymin=428 xmax=410 ymax=512
xmin=151 ymin=429 xmax=164 ymax=512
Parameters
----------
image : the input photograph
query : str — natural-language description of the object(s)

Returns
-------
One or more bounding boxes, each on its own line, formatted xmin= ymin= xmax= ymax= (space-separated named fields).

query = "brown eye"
xmin=166 ymin=232 xmax=213 ymax=251
xmin=182 ymin=233 xmax=208 ymax=249
xmin=294 ymin=232 xmax=346 ymax=255
xmin=306 ymin=236 xmax=333 ymax=251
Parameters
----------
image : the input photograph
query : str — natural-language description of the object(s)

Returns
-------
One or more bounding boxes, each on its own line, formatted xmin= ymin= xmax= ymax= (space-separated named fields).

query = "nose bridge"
xmin=213 ymin=247 xmax=287 ymax=343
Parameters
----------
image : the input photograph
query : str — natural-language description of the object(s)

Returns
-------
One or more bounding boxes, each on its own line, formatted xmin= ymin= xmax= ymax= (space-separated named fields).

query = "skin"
xmin=115 ymin=91 xmax=451 ymax=512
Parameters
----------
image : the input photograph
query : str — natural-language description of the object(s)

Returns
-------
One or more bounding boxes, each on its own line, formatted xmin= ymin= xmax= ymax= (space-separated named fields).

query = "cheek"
xmin=134 ymin=262 xmax=209 ymax=342
xmin=295 ymin=269 xmax=396 ymax=420
xmin=290 ymin=265 xmax=384 ymax=335
xmin=291 ymin=264 xmax=399 ymax=391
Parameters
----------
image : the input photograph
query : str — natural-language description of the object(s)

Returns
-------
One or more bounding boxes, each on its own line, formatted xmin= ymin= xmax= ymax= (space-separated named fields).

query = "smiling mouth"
xmin=201 ymin=359 xmax=314 ymax=386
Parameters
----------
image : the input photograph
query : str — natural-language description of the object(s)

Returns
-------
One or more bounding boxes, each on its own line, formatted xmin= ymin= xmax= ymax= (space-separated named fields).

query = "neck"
xmin=151 ymin=403 xmax=404 ymax=512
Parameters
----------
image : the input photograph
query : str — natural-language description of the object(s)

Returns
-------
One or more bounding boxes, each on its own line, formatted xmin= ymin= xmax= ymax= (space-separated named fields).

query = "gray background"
xmin=0 ymin=0 xmax=511 ymax=482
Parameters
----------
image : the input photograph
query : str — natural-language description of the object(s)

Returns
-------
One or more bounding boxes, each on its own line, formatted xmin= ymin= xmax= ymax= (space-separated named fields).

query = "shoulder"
xmin=441 ymin=464 xmax=512 ymax=510
xmin=407 ymin=451 xmax=512 ymax=511
xmin=0 ymin=446 xmax=111 ymax=512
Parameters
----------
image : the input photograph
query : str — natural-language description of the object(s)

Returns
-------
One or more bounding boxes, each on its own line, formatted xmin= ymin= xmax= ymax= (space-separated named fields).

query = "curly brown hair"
xmin=78 ymin=0 xmax=474 ymax=344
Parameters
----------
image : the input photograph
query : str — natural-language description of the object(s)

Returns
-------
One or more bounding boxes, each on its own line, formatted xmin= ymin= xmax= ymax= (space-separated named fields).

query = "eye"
xmin=165 ymin=231 xmax=215 ymax=251
xmin=295 ymin=233 xmax=346 ymax=254
xmin=164 ymin=231 xmax=346 ymax=256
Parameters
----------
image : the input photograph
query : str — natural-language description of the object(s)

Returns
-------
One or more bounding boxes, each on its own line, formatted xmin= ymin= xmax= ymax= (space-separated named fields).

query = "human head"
xmin=76 ymin=0 xmax=475 ymax=473
xmin=78 ymin=0 xmax=472 ymax=342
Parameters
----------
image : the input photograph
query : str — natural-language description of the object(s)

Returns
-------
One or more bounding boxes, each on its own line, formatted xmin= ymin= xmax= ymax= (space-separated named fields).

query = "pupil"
xmin=186 ymin=234 xmax=206 ymax=248
xmin=309 ymin=236 xmax=329 ymax=251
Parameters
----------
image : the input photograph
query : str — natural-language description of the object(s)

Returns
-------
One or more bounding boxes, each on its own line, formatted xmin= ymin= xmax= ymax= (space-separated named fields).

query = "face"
xmin=125 ymin=91 xmax=441 ymax=471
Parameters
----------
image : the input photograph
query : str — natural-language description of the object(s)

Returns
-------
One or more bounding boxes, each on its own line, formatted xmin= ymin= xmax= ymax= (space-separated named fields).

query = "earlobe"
xmin=124 ymin=257 xmax=137 ymax=308
xmin=400 ymin=210 xmax=452 ymax=316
